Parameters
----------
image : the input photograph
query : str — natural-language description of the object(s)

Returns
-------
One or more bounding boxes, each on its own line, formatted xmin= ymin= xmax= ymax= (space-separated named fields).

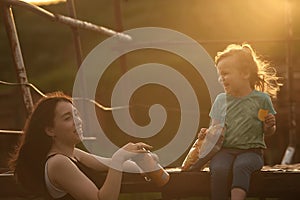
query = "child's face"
xmin=217 ymin=56 xmax=249 ymax=96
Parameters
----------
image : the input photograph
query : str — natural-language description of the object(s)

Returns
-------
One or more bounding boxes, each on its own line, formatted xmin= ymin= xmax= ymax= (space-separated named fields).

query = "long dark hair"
xmin=9 ymin=91 xmax=72 ymax=195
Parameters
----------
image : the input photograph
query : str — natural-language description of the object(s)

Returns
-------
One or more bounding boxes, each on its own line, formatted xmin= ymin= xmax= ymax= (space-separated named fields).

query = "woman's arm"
xmin=74 ymin=148 xmax=109 ymax=171
xmin=47 ymin=154 xmax=122 ymax=200
xmin=74 ymin=148 xmax=142 ymax=173
xmin=99 ymin=142 xmax=152 ymax=199
xmin=49 ymin=143 xmax=151 ymax=200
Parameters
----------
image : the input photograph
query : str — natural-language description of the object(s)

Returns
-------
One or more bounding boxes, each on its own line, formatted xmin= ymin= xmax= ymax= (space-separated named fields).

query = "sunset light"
xmin=22 ymin=0 xmax=65 ymax=6
xmin=0 ymin=1 xmax=300 ymax=199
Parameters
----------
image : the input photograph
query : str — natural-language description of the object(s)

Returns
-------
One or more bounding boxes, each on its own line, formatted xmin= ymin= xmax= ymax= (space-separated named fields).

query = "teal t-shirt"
xmin=209 ymin=90 xmax=276 ymax=149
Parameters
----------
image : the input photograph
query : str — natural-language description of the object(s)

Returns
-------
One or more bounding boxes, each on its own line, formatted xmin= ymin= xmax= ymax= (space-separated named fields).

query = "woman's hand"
xmin=123 ymin=142 xmax=152 ymax=153
xmin=111 ymin=142 xmax=152 ymax=171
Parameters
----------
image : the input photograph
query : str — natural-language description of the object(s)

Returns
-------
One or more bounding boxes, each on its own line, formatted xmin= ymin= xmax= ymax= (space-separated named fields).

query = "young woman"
xmin=201 ymin=43 xmax=281 ymax=200
xmin=9 ymin=92 xmax=154 ymax=200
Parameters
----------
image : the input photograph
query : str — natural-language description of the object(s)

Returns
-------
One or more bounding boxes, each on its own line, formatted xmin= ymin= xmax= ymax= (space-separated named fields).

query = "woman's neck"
xmin=48 ymin=143 xmax=75 ymax=158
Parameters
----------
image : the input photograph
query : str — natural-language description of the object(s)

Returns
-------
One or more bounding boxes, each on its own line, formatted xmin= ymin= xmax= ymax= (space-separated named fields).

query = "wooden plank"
xmin=1 ymin=168 xmax=300 ymax=199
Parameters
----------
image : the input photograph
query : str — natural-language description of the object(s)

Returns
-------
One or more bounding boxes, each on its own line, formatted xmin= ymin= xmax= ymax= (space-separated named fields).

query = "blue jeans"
xmin=209 ymin=148 xmax=264 ymax=200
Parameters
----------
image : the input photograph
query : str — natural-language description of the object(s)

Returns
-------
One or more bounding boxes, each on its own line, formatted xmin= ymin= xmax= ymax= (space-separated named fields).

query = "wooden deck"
xmin=1 ymin=165 xmax=300 ymax=200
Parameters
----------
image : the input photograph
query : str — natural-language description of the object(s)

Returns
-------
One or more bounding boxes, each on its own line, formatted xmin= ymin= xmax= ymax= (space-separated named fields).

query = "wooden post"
xmin=1 ymin=3 xmax=34 ymax=115
xmin=282 ymin=0 xmax=296 ymax=164
xmin=66 ymin=0 xmax=83 ymax=69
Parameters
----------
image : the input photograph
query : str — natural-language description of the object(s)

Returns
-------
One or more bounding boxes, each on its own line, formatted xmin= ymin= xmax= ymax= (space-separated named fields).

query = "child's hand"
xmin=264 ymin=114 xmax=276 ymax=128
xmin=198 ymin=128 xmax=207 ymax=140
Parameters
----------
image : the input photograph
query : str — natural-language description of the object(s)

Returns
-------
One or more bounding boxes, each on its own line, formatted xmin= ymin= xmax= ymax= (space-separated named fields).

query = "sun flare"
xmin=22 ymin=0 xmax=66 ymax=6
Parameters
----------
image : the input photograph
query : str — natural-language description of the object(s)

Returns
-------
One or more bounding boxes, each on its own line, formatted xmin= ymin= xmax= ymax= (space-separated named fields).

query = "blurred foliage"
xmin=1 ymin=0 xmax=299 ymax=92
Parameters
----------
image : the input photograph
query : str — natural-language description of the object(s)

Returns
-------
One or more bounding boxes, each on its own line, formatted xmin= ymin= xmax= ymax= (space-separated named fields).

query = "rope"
xmin=0 ymin=80 xmax=128 ymax=111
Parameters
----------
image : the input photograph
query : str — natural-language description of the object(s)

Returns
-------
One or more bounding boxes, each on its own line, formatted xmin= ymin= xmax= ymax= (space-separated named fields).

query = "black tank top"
xmin=44 ymin=154 xmax=105 ymax=200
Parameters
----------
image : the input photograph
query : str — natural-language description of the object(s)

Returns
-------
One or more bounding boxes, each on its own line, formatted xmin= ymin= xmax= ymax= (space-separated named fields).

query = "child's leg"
xmin=231 ymin=188 xmax=246 ymax=200
xmin=231 ymin=151 xmax=264 ymax=199
xmin=209 ymin=149 xmax=235 ymax=200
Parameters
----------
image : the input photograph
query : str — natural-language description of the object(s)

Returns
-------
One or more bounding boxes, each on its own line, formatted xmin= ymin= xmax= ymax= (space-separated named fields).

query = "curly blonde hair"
xmin=215 ymin=43 xmax=282 ymax=99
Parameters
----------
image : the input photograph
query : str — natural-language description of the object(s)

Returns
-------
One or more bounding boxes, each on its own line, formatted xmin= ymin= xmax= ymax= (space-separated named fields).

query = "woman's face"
xmin=50 ymin=101 xmax=83 ymax=145
xmin=217 ymin=56 xmax=249 ymax=96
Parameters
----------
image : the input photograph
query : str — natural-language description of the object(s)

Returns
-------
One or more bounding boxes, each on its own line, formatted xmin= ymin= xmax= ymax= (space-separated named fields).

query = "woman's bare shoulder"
xmin=47 ymin=154 xmax=77 ymax=171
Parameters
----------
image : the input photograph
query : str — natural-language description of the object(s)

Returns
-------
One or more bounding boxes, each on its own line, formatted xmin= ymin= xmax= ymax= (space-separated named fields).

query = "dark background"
xmin=1 ymin=0 xmax=300 ymax=170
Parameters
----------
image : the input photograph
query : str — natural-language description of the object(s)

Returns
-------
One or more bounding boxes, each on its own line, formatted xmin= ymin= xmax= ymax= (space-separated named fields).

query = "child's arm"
xmin=264 ymin=114 xmax=276 ymax=136
xmin=198 ymin=119 xmax=223 ymax=139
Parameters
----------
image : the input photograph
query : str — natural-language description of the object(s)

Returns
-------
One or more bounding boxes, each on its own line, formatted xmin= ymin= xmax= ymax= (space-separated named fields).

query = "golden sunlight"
xmin=22 ymin=0 xmax=66 ymax=6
